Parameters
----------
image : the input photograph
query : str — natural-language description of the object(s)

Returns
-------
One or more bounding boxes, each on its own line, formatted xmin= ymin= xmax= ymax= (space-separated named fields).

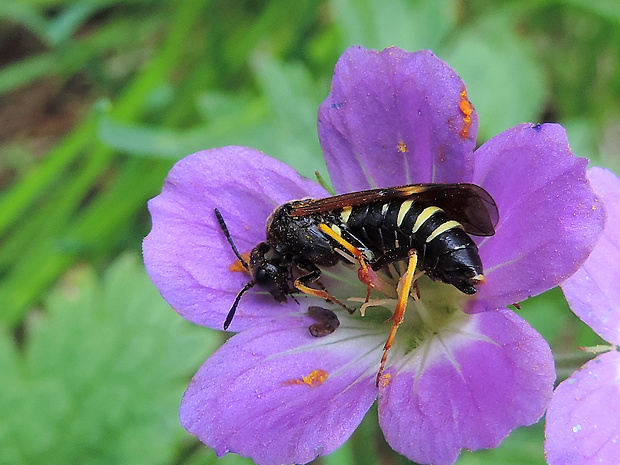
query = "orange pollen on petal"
xmin=283 ymin=369 xmax=329 ymax=388
xmin=379 ymin=373 xmax=391 ymax=388
xmin=459 ymin=89 xmax=474 ymax=140
xmin=397 ymin=140 xmax=409 ymax=153
xmin=228 ymin=251 xmax=252 ymax=273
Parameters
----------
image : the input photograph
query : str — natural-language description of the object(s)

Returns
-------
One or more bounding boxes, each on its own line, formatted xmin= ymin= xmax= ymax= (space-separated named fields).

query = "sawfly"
xmin=215 ymin=183 xmax=499 ymax=384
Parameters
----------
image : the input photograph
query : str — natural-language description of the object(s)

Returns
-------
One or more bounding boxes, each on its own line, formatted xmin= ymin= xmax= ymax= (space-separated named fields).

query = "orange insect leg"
xmin=318 ymin=223 xmax=376 ymax=301
xmin=376 ymin=249 xmax=418 ymax=386
xmin=294 ymin=278 xmax=352 ymax=312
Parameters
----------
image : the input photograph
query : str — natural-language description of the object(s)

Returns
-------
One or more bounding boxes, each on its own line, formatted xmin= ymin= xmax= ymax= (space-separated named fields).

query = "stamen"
xmin=348 ymin=297 xmax=398 ymax=317
xmin=386 ymin=263 xmax=399 ymax=280
xmin=328 ymin=249 xmax=472 ymax=389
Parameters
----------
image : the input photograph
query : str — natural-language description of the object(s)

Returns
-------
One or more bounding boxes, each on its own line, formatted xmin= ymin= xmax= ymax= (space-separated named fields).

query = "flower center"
xmin=319 ymin=261 xmax=474 ymax=354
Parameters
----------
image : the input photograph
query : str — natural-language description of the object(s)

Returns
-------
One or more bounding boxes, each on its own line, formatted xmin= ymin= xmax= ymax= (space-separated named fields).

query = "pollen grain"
xmin=229 ymin=251 xmax=252 ymax=272
xmin=284 ymin=369 xmax=329 ymax=388
xmin=459 ymin=89 xmax=474 ymax=140
xmin=379 ymin=373 xmax=392 ymax=388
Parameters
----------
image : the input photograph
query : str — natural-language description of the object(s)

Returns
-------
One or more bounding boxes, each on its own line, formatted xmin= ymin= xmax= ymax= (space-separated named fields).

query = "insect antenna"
xmin=214 ymin=208 xmax=254 ymax=330
xmin=223 ymin=280 xmax=255 ymax=330
xmin=214 ymin=208 xmax=251 ymax=274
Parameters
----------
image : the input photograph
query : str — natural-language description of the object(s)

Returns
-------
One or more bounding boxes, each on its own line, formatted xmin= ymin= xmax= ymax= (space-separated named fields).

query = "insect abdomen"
xmin=340 ymin=199 xmax=475 ymax=266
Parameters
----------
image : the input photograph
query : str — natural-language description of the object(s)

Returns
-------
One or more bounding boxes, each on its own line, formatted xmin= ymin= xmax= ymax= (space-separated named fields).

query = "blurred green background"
xmin=1 ymin=0 xmax=618 ymax=464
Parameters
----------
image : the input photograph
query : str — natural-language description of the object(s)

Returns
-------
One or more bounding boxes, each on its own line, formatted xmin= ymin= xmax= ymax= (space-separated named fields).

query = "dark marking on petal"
xmin=532 ymin=123 xmax=543 ymax=132
xmin=308 ymin=306 xmax=340 ymax=337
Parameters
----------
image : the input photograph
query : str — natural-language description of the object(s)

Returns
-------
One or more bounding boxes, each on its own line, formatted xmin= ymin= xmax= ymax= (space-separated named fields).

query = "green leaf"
xmin=97 ymin=92 xmax=270 ymax=159
xmin=329 ymin=0 xmax=459 ymax=52
xmin=183 ymin=447 xmax=256 ymax=465
xmin=0 ymin=255 xmax=218 ymax=465
xmin=251 ymin=53 xmax=329 ymax=184
xmin=458 ymin=422 xmax=546 ymax=465
xmin=518 ymin=287 xmax=573 ymax=345
xmin=322 ymin=440 xmax=356 ymax=465
xmin=98 ymin=115 xmax=206 ymax=158
xmin=562 ymin=117 xmax=601 ymax=162
xmin=445 ymin=12 xmax=548 ymax=142
xmin=0 ymin=1 xmax=49 ymax=41
xmin=102 ymin=54 xmax=332 ymax=186
xmin=45 ymin=2 xmax=101 ymax=45
xmin=554 ymin=0 xmax=620 ymax=23
xmin=2 ymin=0 xmax=101 ymax=46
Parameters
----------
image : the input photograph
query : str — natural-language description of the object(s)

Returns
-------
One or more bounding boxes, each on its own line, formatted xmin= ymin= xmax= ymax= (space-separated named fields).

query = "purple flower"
xmin=143 ymin=46 xmax=604 ymax=465
xmin=545 ymin=167 xmax=620 ymax=465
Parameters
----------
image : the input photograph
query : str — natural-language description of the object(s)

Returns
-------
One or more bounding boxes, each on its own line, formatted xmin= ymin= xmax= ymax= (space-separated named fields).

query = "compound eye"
xmin=256 ymin=242 xmax=271 ymax=254
xmin=254 ymin=266 xmax=273 ymax=285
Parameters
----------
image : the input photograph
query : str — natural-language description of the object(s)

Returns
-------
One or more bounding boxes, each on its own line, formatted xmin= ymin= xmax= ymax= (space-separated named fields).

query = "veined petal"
xmin=545 ymin=351 xmax=620 ymax=465
xmin=180 ymin=318 xmax=380 ymax=465
xmin=471 ymin=123 xmax=604 ymax=312
xmin=377 ymin=309 xmax=554 ymax=465
xmin=318 ymin=46 xmax=477 ymax=193
xmin=561 ymin=167 xmax=620 ymax=345
xmin=143 ymin=146 xmax=330 ymax=331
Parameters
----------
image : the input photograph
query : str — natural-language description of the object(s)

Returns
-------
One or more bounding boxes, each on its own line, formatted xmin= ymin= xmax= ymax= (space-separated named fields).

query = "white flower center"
xmin=316 ymin=261 xmax=477 ymax=368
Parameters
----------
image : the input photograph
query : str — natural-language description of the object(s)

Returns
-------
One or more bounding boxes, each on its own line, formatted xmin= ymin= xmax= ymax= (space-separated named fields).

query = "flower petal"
xmin=180 ymin=318 xmax=380 ymax=465
xmin=471 ymin=123 xmax=604 ymax=311
xmin=318 ymin=46 xmax=478 ymax=193
xmin=143 ymin=147 xmax=330 ymax=330
xmin=377 ymin=309 xmax=554 ymax=465
xmin=545 ymin=351 xmax=620 ymax=465
xmin=561 ymin=168 xmax=620 ymax=345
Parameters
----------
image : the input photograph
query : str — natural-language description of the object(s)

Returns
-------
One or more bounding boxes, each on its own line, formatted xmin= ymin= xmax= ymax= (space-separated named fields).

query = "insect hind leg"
xmin=376 ymin=249 xmax=418 ymax=386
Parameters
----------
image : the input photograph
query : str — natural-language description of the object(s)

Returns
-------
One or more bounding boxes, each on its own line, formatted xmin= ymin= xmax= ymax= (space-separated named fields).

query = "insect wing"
xmin=414 ymin=184 xmax=499 ymax=236
xmin=289 ymin=185 xmax=429 ymax=216
xmin=289 ymin=183 xmax=498 ymax=236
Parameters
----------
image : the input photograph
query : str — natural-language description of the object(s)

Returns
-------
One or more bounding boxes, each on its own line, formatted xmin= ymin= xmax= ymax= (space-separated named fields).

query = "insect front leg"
xmin=294 ymin=262 xmax=353 ymax=313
